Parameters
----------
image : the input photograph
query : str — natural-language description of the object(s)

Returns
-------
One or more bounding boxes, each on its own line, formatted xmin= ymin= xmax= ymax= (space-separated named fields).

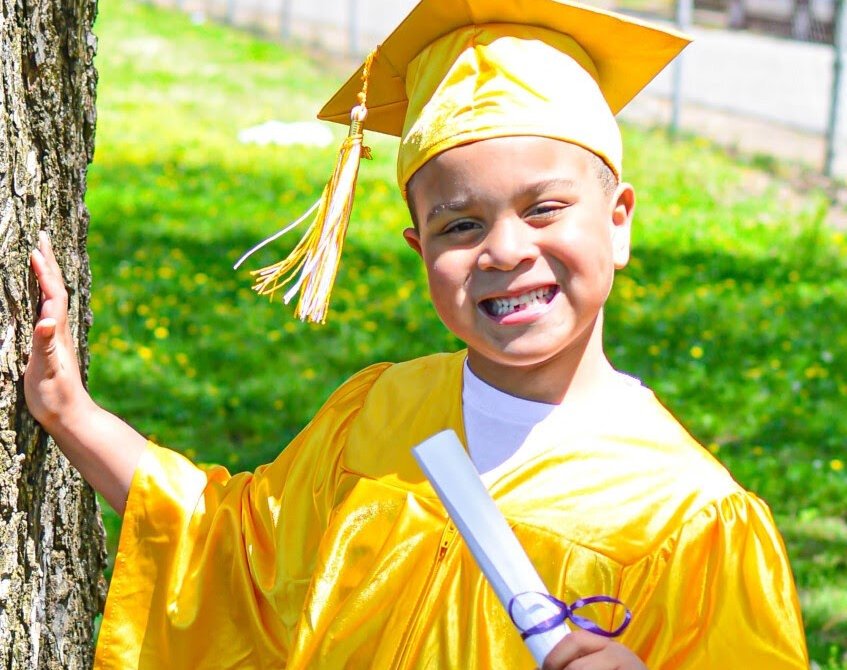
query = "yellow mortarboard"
xmin=237 ymin=0 xmax=691 ymax=323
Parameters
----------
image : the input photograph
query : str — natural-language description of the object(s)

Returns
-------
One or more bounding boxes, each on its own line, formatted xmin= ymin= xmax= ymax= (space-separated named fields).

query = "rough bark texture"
xmin=0 ymin=0 xmax=106 ymax=668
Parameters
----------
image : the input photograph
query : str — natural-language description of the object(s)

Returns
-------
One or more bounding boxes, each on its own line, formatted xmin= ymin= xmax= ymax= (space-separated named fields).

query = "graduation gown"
xmin=94 ymin=351 xmax=808 ymax=669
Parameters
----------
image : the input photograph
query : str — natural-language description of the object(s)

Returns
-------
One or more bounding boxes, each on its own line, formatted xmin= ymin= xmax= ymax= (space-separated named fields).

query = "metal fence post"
xmin=825 ymin=0 xmax=846 ymax=177
xmin=671 ymin=0 xmax=694 ymax=136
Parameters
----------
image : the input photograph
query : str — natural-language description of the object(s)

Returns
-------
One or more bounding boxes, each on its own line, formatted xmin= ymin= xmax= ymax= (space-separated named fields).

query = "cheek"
xmin=553 ymin=230 xmax=616 ymax=293
xmin=427 ymin=259 xmax=461 ymax=303
xmin=424 ymin=253 xmax=473 ymax=317
xmin=557 ymin=228 xmax=605 ymax=262
xmin=427 ymin=249 xmax=469 ymax=287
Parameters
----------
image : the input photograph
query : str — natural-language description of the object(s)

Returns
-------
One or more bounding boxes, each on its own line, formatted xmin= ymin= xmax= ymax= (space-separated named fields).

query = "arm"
xmin=94 ymin=363 xmax=388 ymax=668
xmin=24 ymin=232 xmax=146 ymax=515
xmin=618 ymin=490 xmax=808 ymax=669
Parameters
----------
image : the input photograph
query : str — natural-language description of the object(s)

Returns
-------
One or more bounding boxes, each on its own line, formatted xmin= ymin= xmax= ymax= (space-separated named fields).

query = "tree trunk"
xmin=0 ymin=0 xmax=106 ymax=668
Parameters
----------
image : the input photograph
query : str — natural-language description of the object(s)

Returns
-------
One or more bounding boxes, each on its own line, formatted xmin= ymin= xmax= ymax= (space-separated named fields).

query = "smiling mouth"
xmin=480 ymin=286 xmax=558 ymax=317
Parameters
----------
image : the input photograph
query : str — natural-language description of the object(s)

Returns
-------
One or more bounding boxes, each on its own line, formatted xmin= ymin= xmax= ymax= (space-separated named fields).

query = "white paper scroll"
xmin=412 ymin=429 xmax=569 ymax=666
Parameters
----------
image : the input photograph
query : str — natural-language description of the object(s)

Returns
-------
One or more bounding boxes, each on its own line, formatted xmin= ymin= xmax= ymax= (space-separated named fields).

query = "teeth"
xmin=486 ymin=287 xmax=555 ymax=316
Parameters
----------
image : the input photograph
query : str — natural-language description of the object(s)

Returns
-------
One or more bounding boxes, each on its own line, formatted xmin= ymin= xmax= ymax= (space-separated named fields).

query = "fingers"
xmin=31 ymin=232 xmax=62 ymax=290
xmin=542 ymin=630 xmax=620 ymax=670
xmin=39 ymin=230 xmax=58 ymax=265
xmin=30 ymin=232 xmax=68 ymax=323
xmin=542 ymin=631 xmax=647 ymax=670
xmin=33 ymin=317 xmax=58 ymax=345
xmin=31 ymin=317 xmax=60 ymax=373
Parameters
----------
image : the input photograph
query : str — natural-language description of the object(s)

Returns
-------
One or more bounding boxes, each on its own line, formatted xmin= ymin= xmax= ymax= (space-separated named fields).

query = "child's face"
xmin=403 ymin=136 xmax=634 ymax=374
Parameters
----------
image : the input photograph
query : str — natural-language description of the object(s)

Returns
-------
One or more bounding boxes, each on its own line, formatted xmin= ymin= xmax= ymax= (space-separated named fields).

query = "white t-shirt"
xmin=462 ymin=359 xmax=646 ymax=476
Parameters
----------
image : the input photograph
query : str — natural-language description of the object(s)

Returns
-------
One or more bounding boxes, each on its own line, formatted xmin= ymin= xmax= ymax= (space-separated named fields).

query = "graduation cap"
xmin=236 ymin=0 xmax=691 ymax=323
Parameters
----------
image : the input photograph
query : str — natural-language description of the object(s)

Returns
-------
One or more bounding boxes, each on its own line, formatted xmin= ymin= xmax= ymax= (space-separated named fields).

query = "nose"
xmin=477 ymin=217 xmax=538 ymax=272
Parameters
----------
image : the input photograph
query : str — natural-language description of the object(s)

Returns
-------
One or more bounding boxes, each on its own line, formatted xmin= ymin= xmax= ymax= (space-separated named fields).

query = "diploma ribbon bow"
xmin=507 ymin=593 xmax=632 ymax=639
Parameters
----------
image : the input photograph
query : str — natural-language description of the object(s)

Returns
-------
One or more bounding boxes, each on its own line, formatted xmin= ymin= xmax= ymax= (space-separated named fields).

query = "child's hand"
xmin=542 ymin=630 xmax=647 ymax=670
xmin=24 ymin=231 xmax=146 ymax=514
xmin=24 ymin=232 xmax=93 ymax=430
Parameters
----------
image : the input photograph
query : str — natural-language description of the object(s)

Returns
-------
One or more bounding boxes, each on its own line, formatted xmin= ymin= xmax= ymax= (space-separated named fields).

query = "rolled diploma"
xmin=412 ymin=429 xmax=569 ymax=666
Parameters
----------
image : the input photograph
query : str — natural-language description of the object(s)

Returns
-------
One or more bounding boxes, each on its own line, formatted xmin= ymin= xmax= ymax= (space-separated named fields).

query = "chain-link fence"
xmin=632 ymin=0 xmax=837 ymax=44
xmin=153 ymin=0 xmax=846 ymax=178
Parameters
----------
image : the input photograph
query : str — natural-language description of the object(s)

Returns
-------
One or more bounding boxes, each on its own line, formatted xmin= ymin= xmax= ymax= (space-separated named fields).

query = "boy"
xmin=25 ymin=0 xmax=808 ymax=667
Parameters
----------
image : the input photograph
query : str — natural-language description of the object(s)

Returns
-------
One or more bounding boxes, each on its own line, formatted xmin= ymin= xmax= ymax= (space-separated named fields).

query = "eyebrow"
xmin=425 ymin=198 xmax=472 ymax=225
xmin=423 ymin=178 xmax=579 ymax=225
xmin=527 ymin=178 xmax=578 ymax=194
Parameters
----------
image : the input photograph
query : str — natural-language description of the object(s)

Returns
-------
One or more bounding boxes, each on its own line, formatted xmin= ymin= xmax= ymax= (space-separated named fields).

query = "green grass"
xmin=88 ymin=1 xmax=846 ymax=665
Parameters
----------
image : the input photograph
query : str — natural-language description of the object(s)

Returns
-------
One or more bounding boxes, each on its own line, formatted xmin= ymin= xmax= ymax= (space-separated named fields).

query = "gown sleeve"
xmin=94 ymin=363 xmax=390 ymax=670
xmin=621 ymin=490 xmax=809 ymax=669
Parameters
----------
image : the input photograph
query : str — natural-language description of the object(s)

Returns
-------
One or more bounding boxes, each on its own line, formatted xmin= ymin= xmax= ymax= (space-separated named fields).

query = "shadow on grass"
xmin=779 ymin=516 xmax=847 ymax=660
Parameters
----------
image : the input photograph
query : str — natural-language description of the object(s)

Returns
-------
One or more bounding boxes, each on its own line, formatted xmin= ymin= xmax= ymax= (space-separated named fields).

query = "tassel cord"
xmin=295 ymin=135 xmax=362 ymax=283
xmin=287 ymin=132 xmax=364 ymax=319
xmin=233 ymin=198 xmax=322 ymax=270
xmin=238 ymin=50 xmax=376 ymax=323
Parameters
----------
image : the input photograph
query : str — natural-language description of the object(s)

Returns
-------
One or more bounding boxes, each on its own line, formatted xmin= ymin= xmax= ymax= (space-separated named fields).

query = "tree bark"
xmin=0 ymin=0 xmax=105 ymax=668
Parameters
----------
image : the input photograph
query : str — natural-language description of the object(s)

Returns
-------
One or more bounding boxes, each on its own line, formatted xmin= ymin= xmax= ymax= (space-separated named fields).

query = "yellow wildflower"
xmin=110 ymin=338 xmax=129 ymax=352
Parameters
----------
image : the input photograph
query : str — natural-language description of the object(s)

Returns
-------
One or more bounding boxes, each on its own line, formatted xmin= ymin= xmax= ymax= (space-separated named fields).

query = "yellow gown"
xmin=94 ymin=351 xmax=808 ymax=669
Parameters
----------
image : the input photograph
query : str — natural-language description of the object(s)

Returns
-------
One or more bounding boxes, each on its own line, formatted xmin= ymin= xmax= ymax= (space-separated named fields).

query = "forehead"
xmin=407 ymin=136 xmax=597 ymax=206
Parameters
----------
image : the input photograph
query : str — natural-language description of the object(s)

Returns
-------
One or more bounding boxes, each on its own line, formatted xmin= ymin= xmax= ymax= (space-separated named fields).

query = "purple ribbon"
xmin=507 ymin=593 xmax=632 ymax=639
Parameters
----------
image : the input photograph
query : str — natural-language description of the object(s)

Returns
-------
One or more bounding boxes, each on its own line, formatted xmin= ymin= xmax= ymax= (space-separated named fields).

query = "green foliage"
xmin=88 ymin=1 xmax=846 ymax=665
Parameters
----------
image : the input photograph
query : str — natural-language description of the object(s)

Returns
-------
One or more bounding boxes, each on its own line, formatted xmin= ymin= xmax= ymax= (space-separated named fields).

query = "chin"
xmin=466 ymin=331 xmax=578 ymax=368
xmin=483 ymin=345 xmax=573 ymax=369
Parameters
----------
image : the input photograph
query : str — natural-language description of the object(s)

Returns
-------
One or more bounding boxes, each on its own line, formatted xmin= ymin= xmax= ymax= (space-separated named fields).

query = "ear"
xmin=610 ymin=182 xmax=635 ymax=269
xmin=403 ymin=227 xmax=423 ymax=258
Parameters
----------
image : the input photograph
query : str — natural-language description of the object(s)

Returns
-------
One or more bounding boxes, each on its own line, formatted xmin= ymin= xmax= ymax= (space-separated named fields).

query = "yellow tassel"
xmin=235 ymin=51 xmax=375 ymax=324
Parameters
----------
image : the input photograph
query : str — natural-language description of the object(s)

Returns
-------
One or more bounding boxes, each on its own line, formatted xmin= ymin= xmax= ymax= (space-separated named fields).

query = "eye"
xmin=526 ymin=202 xmax=568 ymax=220
xmin=443 ymin=219 xmax=481 ymax=235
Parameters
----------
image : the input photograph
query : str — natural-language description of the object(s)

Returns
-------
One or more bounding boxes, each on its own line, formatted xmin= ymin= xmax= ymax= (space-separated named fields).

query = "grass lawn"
xmin=87 ymin=1 xmax=846 ymax=665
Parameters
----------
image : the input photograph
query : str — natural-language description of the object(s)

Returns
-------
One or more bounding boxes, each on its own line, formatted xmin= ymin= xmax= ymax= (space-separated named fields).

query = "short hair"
xmin=590 ymin=153 xmax=619 ymax=197
xmin=406 ymin=149 xmax=619 ymax=229
xmin=407 ymin=186 xmax=421 ymax=230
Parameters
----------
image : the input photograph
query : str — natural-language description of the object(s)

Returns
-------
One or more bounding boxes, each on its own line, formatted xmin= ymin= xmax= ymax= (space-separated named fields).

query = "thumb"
xmin=33 ymin=318 xmax=58 ymax=355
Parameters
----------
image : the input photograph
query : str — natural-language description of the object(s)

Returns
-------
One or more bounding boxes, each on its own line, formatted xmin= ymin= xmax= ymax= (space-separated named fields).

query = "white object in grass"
xmin=237 ymin=120 xmax=333 ymax=147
